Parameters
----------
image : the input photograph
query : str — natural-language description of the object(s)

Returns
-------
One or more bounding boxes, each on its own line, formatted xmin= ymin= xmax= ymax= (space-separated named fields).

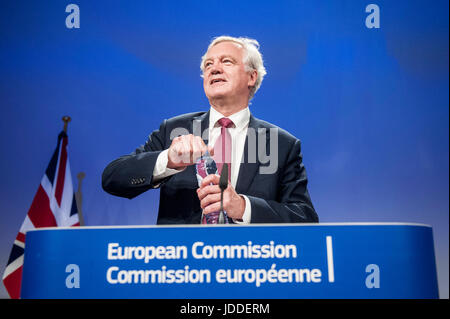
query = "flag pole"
xmin=76 ymin=172 xmax=86 ymax=226
xmin=62 ymin=116 xmax=71 ymax=133
xmin=61 ymin=116 xmax=85 ymax=226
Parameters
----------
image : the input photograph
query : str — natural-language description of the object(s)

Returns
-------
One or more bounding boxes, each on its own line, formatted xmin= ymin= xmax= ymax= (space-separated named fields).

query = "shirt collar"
xmin=209 ymin=106 xmax=250 ymax=130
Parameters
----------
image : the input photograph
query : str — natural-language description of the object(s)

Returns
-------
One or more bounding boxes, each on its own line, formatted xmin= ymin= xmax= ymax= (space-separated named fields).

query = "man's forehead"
xmin=205 ymin=41 xmax=244 ymax=58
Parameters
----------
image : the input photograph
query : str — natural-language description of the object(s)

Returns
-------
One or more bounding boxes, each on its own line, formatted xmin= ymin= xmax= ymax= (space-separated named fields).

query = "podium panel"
xmin=21 ymin=223 xmax=439 ymax=299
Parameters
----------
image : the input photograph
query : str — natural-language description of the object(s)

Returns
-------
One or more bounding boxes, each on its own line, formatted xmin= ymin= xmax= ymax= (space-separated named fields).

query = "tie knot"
xmin=217 ymin=117 xmax=234 ymax=128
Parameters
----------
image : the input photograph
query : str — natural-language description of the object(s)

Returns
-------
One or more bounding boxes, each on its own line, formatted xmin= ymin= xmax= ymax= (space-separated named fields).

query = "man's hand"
xmin=196 ymin=174 xmax=245 ymax=220
xmin=167 ymin=134 xmax=213 ymax=170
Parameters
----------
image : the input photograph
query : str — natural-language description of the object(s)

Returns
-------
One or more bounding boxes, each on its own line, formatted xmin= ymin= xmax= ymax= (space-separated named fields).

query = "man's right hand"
xmin=167 ymin=134 xmax=213 ymax=170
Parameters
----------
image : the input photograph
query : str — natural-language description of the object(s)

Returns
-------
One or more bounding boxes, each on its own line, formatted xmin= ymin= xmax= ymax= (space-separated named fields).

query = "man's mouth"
xmin=210 ymin=78 xmax=227 ymax=85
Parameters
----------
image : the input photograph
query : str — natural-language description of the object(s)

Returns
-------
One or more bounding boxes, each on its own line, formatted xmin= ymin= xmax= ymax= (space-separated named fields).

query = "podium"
xmin=21 ymin=223 xmax=439 ymax=299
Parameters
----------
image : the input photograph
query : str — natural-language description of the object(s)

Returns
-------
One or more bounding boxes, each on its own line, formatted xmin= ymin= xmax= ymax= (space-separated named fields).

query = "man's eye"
xmin=223 ymin=59 xmax=233 ymax=64
xmin=205 ymin=62 xmax=212 ymax=68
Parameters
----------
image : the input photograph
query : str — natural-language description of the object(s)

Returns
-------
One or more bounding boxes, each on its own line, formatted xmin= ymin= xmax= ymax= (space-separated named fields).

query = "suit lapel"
xmin=235 ymin=115 xmax=265 ymax=194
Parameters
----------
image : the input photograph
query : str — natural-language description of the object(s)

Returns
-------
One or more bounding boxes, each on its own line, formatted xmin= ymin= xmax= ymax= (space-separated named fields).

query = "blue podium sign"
xmin=21 ymin=223 xmax=439 ymax=299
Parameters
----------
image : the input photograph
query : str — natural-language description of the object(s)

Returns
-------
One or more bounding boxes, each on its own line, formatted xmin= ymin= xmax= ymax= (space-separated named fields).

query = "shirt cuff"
xmin=152 ymin=149 xmax=184 ymax=184
xmin=233 ymin=195 xmax=251 ymax=224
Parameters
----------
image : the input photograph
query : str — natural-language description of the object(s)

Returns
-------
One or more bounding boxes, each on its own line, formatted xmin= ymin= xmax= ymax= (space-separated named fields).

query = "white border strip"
xmin=28 ymin=222 xmax=432 ymax=232
xmin=326 ymin=236 xmax=335 ymax=283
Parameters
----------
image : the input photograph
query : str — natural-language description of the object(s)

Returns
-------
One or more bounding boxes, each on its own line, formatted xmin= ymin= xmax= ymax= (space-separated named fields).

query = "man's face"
xmin=203 ymin=41 xmax=256 ymax=104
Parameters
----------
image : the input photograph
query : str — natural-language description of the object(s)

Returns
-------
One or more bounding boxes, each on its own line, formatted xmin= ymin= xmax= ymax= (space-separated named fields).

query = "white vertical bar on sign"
xmin=326 ymin=236 xmax=335 ymax=283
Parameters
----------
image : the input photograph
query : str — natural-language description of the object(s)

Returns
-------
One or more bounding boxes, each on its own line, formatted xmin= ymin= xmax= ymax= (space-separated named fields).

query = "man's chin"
xmin=205 ymin=89 xmax=230 ymax=101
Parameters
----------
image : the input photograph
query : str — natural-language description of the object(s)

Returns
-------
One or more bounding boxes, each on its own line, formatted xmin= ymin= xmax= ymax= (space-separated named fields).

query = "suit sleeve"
xmin=247 ymin=139 xmax=318 ymax=223
xmin=101 ymin=120 xmax=170 ymax=199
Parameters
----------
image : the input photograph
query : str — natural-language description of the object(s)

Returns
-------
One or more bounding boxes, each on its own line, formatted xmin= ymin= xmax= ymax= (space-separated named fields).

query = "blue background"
xmin=0 ymin=0 xmax=448 ymax=298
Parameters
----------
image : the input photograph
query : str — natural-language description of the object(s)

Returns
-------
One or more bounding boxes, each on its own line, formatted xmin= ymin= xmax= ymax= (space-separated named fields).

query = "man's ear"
xmin=248 ymin=69 xmax=258 ymax=87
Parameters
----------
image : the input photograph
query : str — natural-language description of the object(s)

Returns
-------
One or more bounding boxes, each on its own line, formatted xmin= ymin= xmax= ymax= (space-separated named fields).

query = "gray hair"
xmin=200 ymin=35 xmax=267 ymax=100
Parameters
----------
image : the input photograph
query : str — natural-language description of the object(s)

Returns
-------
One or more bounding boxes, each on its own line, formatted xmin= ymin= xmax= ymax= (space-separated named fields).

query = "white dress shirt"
xmin=152 ymin=107 xmax=252 ymax=224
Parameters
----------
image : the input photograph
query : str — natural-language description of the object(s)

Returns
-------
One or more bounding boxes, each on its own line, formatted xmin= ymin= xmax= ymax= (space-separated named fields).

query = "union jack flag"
xmin=2 ymin=131 xmax=80 ymax=299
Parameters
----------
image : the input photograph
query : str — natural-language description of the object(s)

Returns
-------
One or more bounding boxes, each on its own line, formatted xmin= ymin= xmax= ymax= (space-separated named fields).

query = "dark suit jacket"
xmin=102 ymin=111 xmax=318 ymax=224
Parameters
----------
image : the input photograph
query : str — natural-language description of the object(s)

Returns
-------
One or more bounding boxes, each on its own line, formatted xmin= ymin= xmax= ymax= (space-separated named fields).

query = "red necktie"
xmin=213 ymin=117 xmax=234 ymax=178
xmin=202 ymin=117 xmax=234 ymax=224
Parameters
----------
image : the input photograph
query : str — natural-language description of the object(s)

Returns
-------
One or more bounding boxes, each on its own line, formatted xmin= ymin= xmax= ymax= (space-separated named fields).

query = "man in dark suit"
xmin=102 ymin=36 xmax=318 ymax=224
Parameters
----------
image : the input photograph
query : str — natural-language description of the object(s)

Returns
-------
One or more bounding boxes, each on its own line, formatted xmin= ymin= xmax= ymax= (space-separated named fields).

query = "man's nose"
xmin=210 ymin=61 xmax=223 ymax=74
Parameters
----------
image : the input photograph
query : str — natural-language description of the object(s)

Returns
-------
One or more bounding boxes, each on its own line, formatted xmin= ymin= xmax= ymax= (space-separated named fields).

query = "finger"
xmin=203 ymin=202 xmax=221 ymax=215
xmin=197 ymin=136 xmax=209 ymax=156
xmin=208 ymin=145 xmax=214 ymax=156
xmin=169 ymin=141 xmax=183 ymax=164
xmin=200 ymin=193 xmax=221 ymax=209
xmin=185 ymin=134 xmax=193 ymax=163
xmin=180 ymin=135 xmax=192 ymax=164
xmin=201 ymin=174 xmax=220 ymax=187
xmin=189 ymin=134 xmax=196 ymax=163
xmin=175 ymin=136 xmax=186 ymax=156
xmin=197 ymin=184 xmax=221 ymax=201
xmin=192 ymin=136 xmax=204 ymax=162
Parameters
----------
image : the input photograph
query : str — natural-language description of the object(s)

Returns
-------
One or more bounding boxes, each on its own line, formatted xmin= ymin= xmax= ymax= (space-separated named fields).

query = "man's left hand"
xmin=197 ymin=174 xmax=245 ymax=220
